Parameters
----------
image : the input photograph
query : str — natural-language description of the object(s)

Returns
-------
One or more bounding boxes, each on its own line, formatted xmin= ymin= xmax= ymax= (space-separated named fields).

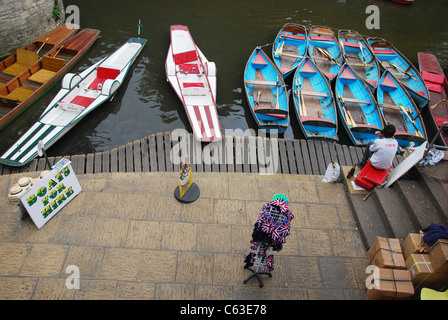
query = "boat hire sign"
xmin=20 ymin=158 xmax=82 ymax=229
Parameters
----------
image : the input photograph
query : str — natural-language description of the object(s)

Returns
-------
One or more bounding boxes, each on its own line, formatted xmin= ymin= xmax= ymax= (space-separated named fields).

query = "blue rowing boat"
xmin=377 ymin=70 xmax=427 ymax=147
xmin=335 ymin=63 xmax=384 ymax=147
xmin=292 ymin=57 xmax=338 ymax=142
xmin=338 ymin=30 xmax=380 ymax=92
xmin=308 ymin=26 xmax=343 ymax=81
xmin=272 ymin=23 xmax=307 ymax=78
xmin=368 ymin=37 xmax=429 ymax=109
xmin=244 ymin=47 xmax=288 ymax=133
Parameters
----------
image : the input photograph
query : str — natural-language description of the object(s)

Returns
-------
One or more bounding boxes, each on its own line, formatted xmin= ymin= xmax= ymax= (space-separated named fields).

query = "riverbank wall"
xmin=0 ymin=0 xmax=65 ymax=58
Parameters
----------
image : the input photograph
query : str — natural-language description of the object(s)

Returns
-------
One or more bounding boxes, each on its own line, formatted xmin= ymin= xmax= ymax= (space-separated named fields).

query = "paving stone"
xmin=307 ymin=203 xmax=341 ymax=229
xmin=89 ymin=218 xmax=129 ymax=247
xmin=0 ymin=243 xmax=31 ymax=276
xmin=138 ymin=250 xmax=177 ymax=283
xmin=53 ymin=215 xmax=96 ymax=245
xmin=0 ymin=277 xmax=37 ymax=299
xmin=32 ymin=277 xmax=75 ymax=300
xmin=20 ymin=244 xmax=68 ymax=277
xmin=160 ymin=222 xmax=196 ymax=251
xmin=114 ymin=281 xmax=156 ymax=300
xmin=176 ymin=251 xmax=214 ymax=285
xmin=62 ymin=246 xmax=105 ymax=279
xmin=100 ymin=248 xmax=142 ymax=281
xmin=125 ymin=220 xmax=162 ymax=249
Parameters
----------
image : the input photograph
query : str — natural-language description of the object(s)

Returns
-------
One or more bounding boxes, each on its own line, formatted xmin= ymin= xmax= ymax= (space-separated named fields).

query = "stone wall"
xmin=0 ymin=0 xmax=65 ymax=58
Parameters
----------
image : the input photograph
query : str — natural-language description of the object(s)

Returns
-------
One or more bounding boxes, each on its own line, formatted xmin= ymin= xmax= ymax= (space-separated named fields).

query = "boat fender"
xmin=101 ymin=79 xmax=120 ymax=97
xmin=62 ymin=73 xmax=82 ymax=90
xmin=166 ymin=63 xmax=176 ymax=76
xmin=205 ymin=62 xmax=216 ymax=77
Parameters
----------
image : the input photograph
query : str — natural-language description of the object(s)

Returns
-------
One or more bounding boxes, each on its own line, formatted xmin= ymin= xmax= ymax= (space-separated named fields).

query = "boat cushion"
xmin=280 ymin=32 xmax=306 ymax=40
xmin=88 ymin=67 xmax=120 ymax=90
xmin=174 ymin=50 xmax=198 ymax=64
xmin=435 ymin=116 xmax=448 ymax=127
xmin=309 ymin=35 xmax=334 ymax=42
xmin=1 ymin=87 xmax=34 ymax=102
xmin=178 ymin=63 xmax=200 ymax=74
xmin=372 ymin=48 xmax=395 ymax=55
xmin=421 ymin=71 xmax=445 ymax=84
xmin=252 ymin=53 xmax=268 ymax=68
xmin=425 ymin=81 xmax=442 ymax=93
xmin=2 ymin=49 xmax=39 ymax=76
xmin=70 ymin=95 xmax=95 ymax=107
xmin=28 ymin=69 xmax=56 ymax=84
xmin=341 ymin=41 xmax=361 ymax=48
xmin=366 ymin=79 xmax=377 ymax=87
xmin=183 ymin=82 xmax=204 ymax=88
xmin=341 ymin=68 xmax=356 ymax=80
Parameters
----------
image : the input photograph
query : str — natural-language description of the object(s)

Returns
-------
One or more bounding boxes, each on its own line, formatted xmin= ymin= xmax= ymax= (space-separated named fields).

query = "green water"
xmin=1 ymin=0 xmax=447 ymax=156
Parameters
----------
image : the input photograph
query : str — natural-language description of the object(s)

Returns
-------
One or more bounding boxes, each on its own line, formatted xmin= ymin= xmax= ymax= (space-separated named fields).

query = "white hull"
xmin=1 ymin=38 xmax=146 ymax=167
xmin=165 ymin=25 xmax=222 ymax=142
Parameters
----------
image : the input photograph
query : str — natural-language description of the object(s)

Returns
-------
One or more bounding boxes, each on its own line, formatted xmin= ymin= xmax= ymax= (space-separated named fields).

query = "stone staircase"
xmin=344 ymin=159 xmax=448 ymax=250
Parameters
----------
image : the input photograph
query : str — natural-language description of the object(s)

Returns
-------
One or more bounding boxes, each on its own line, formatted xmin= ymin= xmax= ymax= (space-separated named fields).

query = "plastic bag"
xmin=322 ymin=161 xmax=340 ymax=183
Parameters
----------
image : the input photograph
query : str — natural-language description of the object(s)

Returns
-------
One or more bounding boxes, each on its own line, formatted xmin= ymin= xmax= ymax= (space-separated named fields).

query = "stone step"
xmin=372 ymin=187 xmax=420 ymax=241
xmin=394 ymin=179 xmax=446 ymax=230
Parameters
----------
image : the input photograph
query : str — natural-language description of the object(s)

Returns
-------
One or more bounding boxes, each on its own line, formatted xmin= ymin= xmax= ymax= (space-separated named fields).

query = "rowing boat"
xmin=377 ymin=70 xmax=427 ymax=147
xmin=0 ymin=24 xmax=77 ymax=89
xmin=338 ymin=30 xmax=380 ymax=92
xmin=0 ymin=28 xmax=100 ymax=130
xmin=165 ymin=25 xmax=222 ymax=142
xmin=308 ymin=26 xmax=343 ymax=81
xmin=0 ymin=37 xmax=146 ymax=167
xmin=292 ymin=57 xmax=338 ymax=142
xmin=335 ymin=63 xmax=384 ymax=147
xmin=272 ymin=23 xmax=307 ymax=78
xmin=418 ymin=52 xmax=448 ymax=147
xmin=244 ymin=47 xmax=289 ymax=133
xmin=368 ymin=37 xmax=429 ymax=109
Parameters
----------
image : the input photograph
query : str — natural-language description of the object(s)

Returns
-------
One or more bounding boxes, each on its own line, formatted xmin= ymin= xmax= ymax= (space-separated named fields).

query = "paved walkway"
xmin=0 ymin=171 xmax=368 ymax=300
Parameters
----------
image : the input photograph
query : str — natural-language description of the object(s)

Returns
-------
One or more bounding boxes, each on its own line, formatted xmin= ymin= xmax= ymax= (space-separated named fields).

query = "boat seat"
xmin=343 ymin=97 xmax=372 ymax=104
xmin=300 ymin=90 xmax=329 ymax=98
xmin=178 ymin=63 xmax=200 ymax=74
xmin=88 ymin=66 xmax=120 ymax=90
xmin=300 ymin=61 xmax=317 ymax=73
xmin=252 ymin=53 xmax=268 ymax=69
xmin=245 ymin=80 xmax=281 ymax=86
xmin=341 ymin=41 xmax=362 ymax=48
xmin=309 ymin=35 xmax=334 ymax=42
xmin=421 ymin=71 xmax=445 ymax=84
xmin=181 ymin=82 xmax=208 ymax=96
xmin=380 ymin=75 xmax=397 ymax=89
xmin=280 ymin=32 xmax=306 ymax=41
xmin=0 ymin=87 xmax=34 ymax=102
xmin=300 ymin=115 xmax=336 ymax=128
xmin=28 ymin=56 xmax=65 ymax=84
xmin=340 ymin=69 xmax=356 ymax=80
xmin=354 ymin=161 xmax=391 ymax=191
xmin=70 ymin=95 xmax=95 ymax=107
xmin=372 ymin=48 xmax=395 ymax=55
xmin=366 ymin=79 xmax=377 ymax=87
xmin=173 ymin=50 xmax=198 ymax=64
xmin=2 ymin=49 xmax=39 ymax=77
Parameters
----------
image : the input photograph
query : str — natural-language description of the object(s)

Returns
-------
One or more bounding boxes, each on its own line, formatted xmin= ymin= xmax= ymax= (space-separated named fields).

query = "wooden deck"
xmin=0 ymin=131 xmax=402 ymax=176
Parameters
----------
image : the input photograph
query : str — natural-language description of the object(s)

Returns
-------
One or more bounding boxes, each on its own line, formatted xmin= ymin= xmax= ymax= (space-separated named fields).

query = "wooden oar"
xmin=399 ymin=105 xmax=423 ymax=137
xmin=337 ymin=92 xmax=355 ymax=127
xmin=430 ymin=99 xmax=446 ymax=110
xmin=316 ymin=47 xmax=340 ymax=66
xmin=36 ymin=37 xmax=50 ymax=55
xmin=295 ymin=75 xmax=307 ymax=116
xmin=358 ymin=42 xmax=367 ymax=68
xmin=53 ymin=45 xmax=64 ymax=57
xmin=389 ymin=63 xmax=417 ymax=81
xmin=274 ymin=40 xmax=285 ymax=58
xmin=254 ymin=90 xmax=262 ymax=108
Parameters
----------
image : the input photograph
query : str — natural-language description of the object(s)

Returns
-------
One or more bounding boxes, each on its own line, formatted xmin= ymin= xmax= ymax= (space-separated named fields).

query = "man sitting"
xmin=347 ymin=124 xmax=398 ymax=178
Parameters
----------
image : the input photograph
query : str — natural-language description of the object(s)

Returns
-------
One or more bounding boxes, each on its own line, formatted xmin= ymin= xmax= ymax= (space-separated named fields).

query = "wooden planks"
xmin=0 ymin=131 xmax=403 ymax=176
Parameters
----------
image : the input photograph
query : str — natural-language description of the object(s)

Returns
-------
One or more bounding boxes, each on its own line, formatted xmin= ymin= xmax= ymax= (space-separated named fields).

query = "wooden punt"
xmin=0 ymin=28 xmax=100 ymax=130
xmin=0 ymin=24 xmax=77 ymax=88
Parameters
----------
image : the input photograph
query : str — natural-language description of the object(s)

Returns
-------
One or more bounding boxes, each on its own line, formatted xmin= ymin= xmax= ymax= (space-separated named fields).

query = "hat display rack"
xmin=243 ymin=194 xmax=294 ymax=288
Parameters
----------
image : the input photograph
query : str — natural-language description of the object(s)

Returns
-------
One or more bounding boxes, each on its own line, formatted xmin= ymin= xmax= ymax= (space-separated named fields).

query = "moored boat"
xmin=308 ymin=26 xmax=343 ymax=81
xmin=418 ymin=52 xmax=448 ymax=147
xmin=338 ymin=29 xmax=380 ymax=92
xmin=292 ymin=57 xmax=338 ymax=142
xmin=244 ymin=47 xmax=289 ymax=133
xmin=377 ymin=70 xmax=427 ymax=147
xmin=335 ymin=63 xmax=384 ymax=147
xmin=272 ymin=23 xmax=307 ymax=78
xmin=0 ymin=24 xmax=78 ymax=88
xmin=0 ymin=28 xmax=100 ymax=130
xmin=368 ymin=37 xmax=429 ymax=109
xmin=165 ymin=25 xmax=222 ymax=142
xmin=0 ymin=37 xmax=146 ymax=167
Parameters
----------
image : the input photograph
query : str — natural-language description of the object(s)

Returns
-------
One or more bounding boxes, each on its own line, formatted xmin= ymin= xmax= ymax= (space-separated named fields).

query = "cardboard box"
xmin=427 ymin=239 xmax=448 ymax=273
xmin=402 ymin=233 xmax=425 ymax=260
xmin=366 ymin=268 xmax=414 ymax=300
xmin=367 ymin=237 xmax=406 ymax=269
xmin=406 ymin=253 xmax=448 ymax=291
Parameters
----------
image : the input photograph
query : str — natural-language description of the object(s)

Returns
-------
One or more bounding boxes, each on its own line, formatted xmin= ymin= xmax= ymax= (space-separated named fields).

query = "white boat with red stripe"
xmin=165 ymin=25 xmax=222 ymax=142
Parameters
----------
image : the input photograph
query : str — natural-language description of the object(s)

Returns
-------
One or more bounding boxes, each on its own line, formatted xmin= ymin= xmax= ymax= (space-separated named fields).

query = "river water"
xmin=1 ymin=0 xmax=448 ymax=157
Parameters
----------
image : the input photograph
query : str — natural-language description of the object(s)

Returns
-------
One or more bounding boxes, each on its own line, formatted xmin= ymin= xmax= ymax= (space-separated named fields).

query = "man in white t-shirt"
xmin=347 ymin=124 xmax=398 ymax=178
xmin=358 ymin=124 xmax=398 ymax=170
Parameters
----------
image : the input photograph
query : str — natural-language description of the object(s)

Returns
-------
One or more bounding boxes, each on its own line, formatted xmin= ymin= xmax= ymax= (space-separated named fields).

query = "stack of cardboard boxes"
xmin=365 ymin=234 xmax=448 ymax=300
